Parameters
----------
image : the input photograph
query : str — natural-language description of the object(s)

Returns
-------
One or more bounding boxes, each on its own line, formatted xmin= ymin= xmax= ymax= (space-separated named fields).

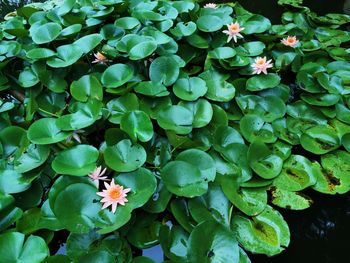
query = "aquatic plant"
xmin=0 ymin=0 xmax=350 ymax=262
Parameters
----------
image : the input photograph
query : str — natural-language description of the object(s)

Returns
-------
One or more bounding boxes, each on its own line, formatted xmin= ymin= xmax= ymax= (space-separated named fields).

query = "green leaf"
xmin=120 ymin=111 xmax=154 ymax=142
xmin=161 ymin=149 xmax=216 ymax=197
xmin=248 ymin=142 xmax=283 ymax=179
xmin=114 ymin=168 xmax=157 ymax=210
xmin=134 ymin=81 xmax=169 ymax=97
xmin=0 ymin=232 xmax=49 ymax=262
xmin=200 ymin=69 xmax=235 ymax=102
xmin=197 ymin=15 xmax=223 ymax=32
xmin=159 ymin=225 xmax=188 ymax=262
xmin=26 ymin=48 xmax=56 ymax=59
xmin=271 ymin=188 xmax=313 ymax=210
xmin=188 ymin=184 xmax=230 ymax=225
xmin=51 ymin=178 xmax=101 ymax=233
xmin=300 ymin=125 xmax=340 ymax=154
xmin=14 ymin=144 xmax=50 ymax=173
xmin=149 ymin=56 xmax=180 ymax=86
xmin=30 ymin=22 xmax=62 ymax=44
xmin=313 ymin=150 xmax=350 ymax=194
xmin=208 ymin=47 xmax=236 ymax=59
xmin=101 ymin=64 xmax=134 ymax=89
xmin=242 ymin=15 xmax=271 ymax=34
xmin=104 ymin=139 xmax=146 ymax=172
xmin=157 ymin=105 xmax=193 ymax=135
xmin=0 ymin=169 xmax=31 ymax=194
xmin=173 ymin=77 xmax=207 ymax=101
xmin=179 ymin=99 xmax=213 ymax=128
xmin=246 ymin=74 xmax=281 ymax=91
xmin=70 ymin=75 xmax=103 ymax=102
xmin=273 ymin=155 xmax=318 ymax=191
xmin=187 ymin=220 xmax=239 ymax=262
xmin=27 ymin=118 xmax=71 ymax=145
xmin=74 ymin=34 xmax=103 ymax=54
xmin=52 ymin=145 xmax=99 ymax=176
xmin=115 ymin=17 xmax=140 ymax=29
xmin=232 ymin=205 xmax=290 ymax=256
xmin=107 ymin=93 xmax=139 ymax=124
xmin=47 ymin=44 xmax=83 ymax=68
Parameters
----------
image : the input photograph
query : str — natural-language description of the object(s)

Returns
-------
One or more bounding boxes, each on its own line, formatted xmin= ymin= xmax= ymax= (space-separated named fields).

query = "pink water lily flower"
xmin=88 ymin=166 xmax=109 ymax=187
xmin=251 ymin=56 xmax=273 ymax=75
xmin=281 ymin=36 xmax=299 ymax=47
xmin=97 ymin=179 xmax=131 ymax=213
xmin=204 ymin=3 xmax=217 ymax=8
xmin=222 ymin=22 xmax=245 ymax=43
xmin=92 ymin=52 xmax=111 ymax=64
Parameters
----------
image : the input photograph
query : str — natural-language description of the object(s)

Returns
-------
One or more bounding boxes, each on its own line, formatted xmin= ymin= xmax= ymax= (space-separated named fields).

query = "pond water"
xmin=1 ymin=0 xmax=350 ymax=262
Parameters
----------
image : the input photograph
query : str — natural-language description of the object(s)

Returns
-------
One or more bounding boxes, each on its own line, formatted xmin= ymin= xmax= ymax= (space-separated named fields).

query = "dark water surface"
xmin=2 ymin=0 xmax=350 ymax=262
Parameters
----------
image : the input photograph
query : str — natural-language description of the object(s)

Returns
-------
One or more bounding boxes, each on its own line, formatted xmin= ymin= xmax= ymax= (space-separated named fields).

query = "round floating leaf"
xmin=271 ymin=188 xmax=313 ymax=210
xmin=56 ymin=100 xmax=103 ymax=130
xmin=115 ymin=17 xmax=140 ymax=29
xmin=143 ymin=181 xmax=172 ymax=213
xmin=14 ymin=144 xmax=50 ymax=173
xmin=161 ymin=149 xmax=216 ymax=197
xmin=197 ymin=15 xmax=223 ymax=32
xmin=342 ymin=133 xmax=350 ymax=151
xmin=127 ymin=214 xmax=161 ymax=249
xmin=248 ymin=142 xmax=283 ymax=179
xmin=237 ymin=41 xmax=266 ymax=57
xmin=213 ymin=126 xmax=244 ymax=152
xmin=188 ymin=184 xmax=230 ymax=225
xmin=170 ymin=21 xmax=197 ymax=37
xmin=70 ymin=75 xmax=103 ymax=102
xmin=0 ymin=232 xmax=49 ymax=262
xmin=120 ymin=111 xmax=154 ymax=142
xmin=300 ymin=125 xmax=340 ymax=154
xmin=157 ymin=105 xmax=193 ymax=135
xmin=134 ymin=81 xmax=169 ymax=97
xmin=242 ymin=15 xmax=271 ymax=34
xmin=246 ymin=74 xmax=281 ymax=91
xmin=161 ymin=161 xmax=204 ymax=197
xmin=221 ymin=182 xmax=267 ymax=216
xmin=52 ymin=145 xmax=99 ymax=176
xmin=0 ymin=126 xmax=28 ymax=157
xmin=52 ymin=181 xmax=101 ymax=233
xmin=104 ymin=139 xmax=146 ymax=172
xmin=128 ymin=40 xmax=157 ymax=60
xmin=176 ymin=149 xmax=216 ymax=182
xmin=107 ymin=93 xmax=139 ymax=124
xmin=73 ymin=34 xmax=103 ymax=54
xmin=173 ymin=77 xmax=207 ymax=101
xmin=232 ymin=205 xmax=290 ymax=256
xmin=101 ymin=64 xmax=134 ymax=89
xmin=27 ymin=118 xmax=70 ymax=145
xmin=273 ymin=155 xmax=318 ymax=191
xmin=179 ymin=99 xmax=213 ymax=128
xmin=149 ymin=56 xmax=180 ymax=86
xmin=313 ymin=150 xmax=350 ymax=194
xmin=46 ymin=44 xmax=83 ymax=68
xmin=26 ymin=48 xmax=56 ymax=59
xmin=114 ymin=168 xmax=157 ymax=209
xmin=208 ymin=47 xmax=236 ymax=59
xmin=159 ymin=225 xmax=188 ymax=262
xmin=187 ymin=220 xmax=239 ymax=262
xmin=0 ymin=170 xmax=31 ymax=194
xmin=201 ymin=69 xmax=235 ymax=102
xmin=240 ymin=114 xmax=276 ymax=143
xmin=31 ymin=22 xmax=62 ymax=44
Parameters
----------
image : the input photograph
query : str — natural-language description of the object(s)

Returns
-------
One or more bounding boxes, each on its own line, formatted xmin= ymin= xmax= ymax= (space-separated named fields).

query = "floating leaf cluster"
xmin=0 ymin=0 xmax=350 ymax=262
